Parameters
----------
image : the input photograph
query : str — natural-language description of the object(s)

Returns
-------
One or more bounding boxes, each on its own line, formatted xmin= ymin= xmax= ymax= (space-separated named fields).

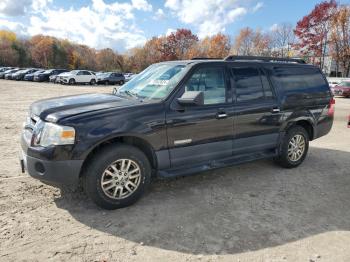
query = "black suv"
xmin=20 ymin=56 xmax=334 ymax=209
xmin=97 ymin=72 xmax=125 ymax=85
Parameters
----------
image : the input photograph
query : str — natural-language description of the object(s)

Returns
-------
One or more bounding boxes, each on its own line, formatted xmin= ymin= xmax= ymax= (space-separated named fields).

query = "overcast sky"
xmin=1 ymin=0 xmax=350 ymax=52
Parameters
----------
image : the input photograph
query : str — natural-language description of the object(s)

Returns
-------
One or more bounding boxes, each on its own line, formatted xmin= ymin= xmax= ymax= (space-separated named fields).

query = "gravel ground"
xmin=0 ymin=79 xmax=349 ymax=262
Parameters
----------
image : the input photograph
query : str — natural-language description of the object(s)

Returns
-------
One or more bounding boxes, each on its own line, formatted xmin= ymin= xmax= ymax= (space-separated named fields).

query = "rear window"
xmin=272 ymin=67 xmax=328 ymax=93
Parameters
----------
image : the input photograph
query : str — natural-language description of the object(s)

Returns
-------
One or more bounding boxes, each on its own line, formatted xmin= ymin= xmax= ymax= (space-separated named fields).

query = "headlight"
xmin=33 ymin=121 xmax=75 ymax=147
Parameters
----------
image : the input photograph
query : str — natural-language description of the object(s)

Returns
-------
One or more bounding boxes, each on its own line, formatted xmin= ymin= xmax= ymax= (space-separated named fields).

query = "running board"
xmin=157 ymin=150 xmax=277 ymax=178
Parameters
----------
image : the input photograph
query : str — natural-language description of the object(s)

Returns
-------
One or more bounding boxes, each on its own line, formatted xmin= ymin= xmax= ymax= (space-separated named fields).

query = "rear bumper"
xmin=21 ymin=151 xmax=83 ymax=189
xmin=314 ymin=116 xmax=333 ymax=139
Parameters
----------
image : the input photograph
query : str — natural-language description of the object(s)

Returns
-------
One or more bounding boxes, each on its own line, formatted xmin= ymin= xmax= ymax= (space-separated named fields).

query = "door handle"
xmin=216 ymin=113 xmax=228 ymax=119
xmin=272 ymin=107 xmax=280 ymax=113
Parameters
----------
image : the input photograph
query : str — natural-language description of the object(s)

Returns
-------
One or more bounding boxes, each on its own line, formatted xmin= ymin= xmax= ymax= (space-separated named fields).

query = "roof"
xmin=158 ymin=56 xmax=312 ymax=67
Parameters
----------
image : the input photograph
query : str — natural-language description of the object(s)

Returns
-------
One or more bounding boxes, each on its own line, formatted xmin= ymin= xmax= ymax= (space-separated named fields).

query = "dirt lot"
xmin=0 ymin=79 xmax=349 ymax=262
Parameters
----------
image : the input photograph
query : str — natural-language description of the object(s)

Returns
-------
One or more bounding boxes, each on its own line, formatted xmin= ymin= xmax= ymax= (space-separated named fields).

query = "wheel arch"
xmin=285 ymin=118 xmax=315 ymax=141
xmin=79 ymin=135 xmax=158 ymax=178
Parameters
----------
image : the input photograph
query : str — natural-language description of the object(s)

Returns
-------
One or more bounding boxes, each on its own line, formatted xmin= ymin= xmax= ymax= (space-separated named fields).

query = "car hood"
xmin=97 ymin=76 xmax=108 ymax=79
xmin=57 ymin=72 xmax=70 ymax=76
xmin=60 ymin=73 xmax=74 ymax=77
xmin=37 ymin=72 xmax=51 ymax=76
xmin=30 ymin=93 xmax=141 ymax=123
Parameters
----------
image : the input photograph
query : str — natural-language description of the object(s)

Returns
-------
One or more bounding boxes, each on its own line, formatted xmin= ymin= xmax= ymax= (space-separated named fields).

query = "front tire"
xmin=82 ymin=144 xmax=151 ymax=209
xmin=69 ymin=78 xmax=75 ymax=85
xmin=274 ymin=126 xmax=309 ymax=168
xmin=90 ymin=79 xmax=96 ymax=85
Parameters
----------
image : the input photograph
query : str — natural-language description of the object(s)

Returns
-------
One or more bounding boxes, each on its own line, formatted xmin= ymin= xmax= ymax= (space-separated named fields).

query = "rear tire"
xmin=274 ymin=126 xmax=309 ymax=168
xmin=119 ymin=80 xmax=125 ymax=85
xmin=82 ymin=144 xmax=151 ymax=209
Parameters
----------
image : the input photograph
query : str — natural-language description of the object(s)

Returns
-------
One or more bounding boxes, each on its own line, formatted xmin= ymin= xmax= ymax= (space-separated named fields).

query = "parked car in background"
xmin=331 ymin=81 xmax=350 ymax=98
xmin=0 ymin=67 xmax=14 ymax=73
xmin=0 ymin=69 xmax=17 ymax=79
xmin=97 ymin=72 xmax=125 ymax=85
xmin=60 ymin=70 xmax=97 ymax=85
xmin=49 ymin=70 xmax=69 ymax=83
xmin=20 ymin=56 xmax=334 ymax=209
xmin=24 ymin=70 xmax=45 ymax=81
xmin=12 ymin=68 xmax=40 ymax=81
xmin=4 ymin=69 xmax=21 ymax=80
xmin=34 ymin=69 xmax=68 ymax=82
xmin=51 ymin=72 xmax=64 ymax=83
xmin=54 ymin=71 xmax=71 ymax=84
xmin=123 ymin=73 xmax=135 ymax=82
xmin=327 ymin=78 xmax=342 ymax=88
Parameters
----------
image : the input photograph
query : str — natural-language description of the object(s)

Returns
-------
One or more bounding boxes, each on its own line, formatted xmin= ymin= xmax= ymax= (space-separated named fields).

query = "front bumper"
xmin=20 ymin=131 xmax=83 ymax=189
xmin=24 ymin=76 xmax=33 ymax=81
xmin=34 ymin=76 xmax=45 ymax=82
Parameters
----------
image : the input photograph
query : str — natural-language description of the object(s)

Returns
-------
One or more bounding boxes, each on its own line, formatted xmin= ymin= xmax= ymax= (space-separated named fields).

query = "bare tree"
xmin=270 ymin=23 xmax=296 ymax=57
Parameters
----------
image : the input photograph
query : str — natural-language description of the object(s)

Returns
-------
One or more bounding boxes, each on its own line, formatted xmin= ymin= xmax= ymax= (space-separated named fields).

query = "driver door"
xmin=166 ymin=65 xmax=234 ymax=168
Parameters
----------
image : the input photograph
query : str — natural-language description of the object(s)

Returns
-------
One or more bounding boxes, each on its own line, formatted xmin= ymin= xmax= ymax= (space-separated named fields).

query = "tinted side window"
xmin=84 ymin=71 xmax=91 ymax=75
xmin=272 ymin=67 xmax=328 ymax=93
xmin=232 ymin=67 xmax=264 ymax=102
xmin=77 ymin=71 xmax=84 ymax=75
xmin=185 ymin=67 xmax=226 ymax=105
xmin=260 ymin=69 xmax=274 ymax=99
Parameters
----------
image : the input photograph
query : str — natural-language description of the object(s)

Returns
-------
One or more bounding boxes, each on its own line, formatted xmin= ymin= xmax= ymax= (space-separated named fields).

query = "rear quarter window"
xmin=272 ymin=66 xmax=329 ymax=95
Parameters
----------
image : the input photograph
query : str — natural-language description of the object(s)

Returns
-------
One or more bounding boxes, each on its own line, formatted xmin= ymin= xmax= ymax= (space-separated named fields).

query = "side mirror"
xmin=177 ymin=91 xmax=204 ymax=106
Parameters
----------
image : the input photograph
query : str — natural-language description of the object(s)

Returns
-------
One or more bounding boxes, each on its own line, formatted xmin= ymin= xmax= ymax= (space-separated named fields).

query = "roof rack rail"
xmin=224 ymin=55 xmax=306 ymax=64
xmin=191 ymin=57 xmax=222 ymax=60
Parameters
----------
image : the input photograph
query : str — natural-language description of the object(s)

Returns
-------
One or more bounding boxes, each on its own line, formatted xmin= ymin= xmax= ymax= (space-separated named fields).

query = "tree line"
xmin=0 ymin=0 xmax=349 ymax=76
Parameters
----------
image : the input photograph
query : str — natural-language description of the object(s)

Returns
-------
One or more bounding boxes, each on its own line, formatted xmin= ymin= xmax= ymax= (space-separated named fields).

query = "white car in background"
xmin=123 ymin=73 xmax=136 ymax=82
xmin=61 ymin=70 xmax=97 ymax=85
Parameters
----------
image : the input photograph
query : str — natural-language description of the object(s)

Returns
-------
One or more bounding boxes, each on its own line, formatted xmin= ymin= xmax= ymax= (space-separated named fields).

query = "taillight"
xmin=328 ymin=97 xmax=335 ymax=117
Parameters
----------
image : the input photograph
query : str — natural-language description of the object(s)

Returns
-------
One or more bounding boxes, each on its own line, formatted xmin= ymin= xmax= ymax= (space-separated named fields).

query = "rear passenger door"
xmin=83 ymin=71 xmax=92 ymax=82
xmin=231 ymin=66 xmax=282 ymax=155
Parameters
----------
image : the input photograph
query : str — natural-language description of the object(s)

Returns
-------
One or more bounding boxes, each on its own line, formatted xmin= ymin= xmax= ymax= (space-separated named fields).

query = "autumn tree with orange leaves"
xmin=294 ymin=0 xmax=338 ymax=67
xmin=330 ymin=5 xmax=350 ymax=76
xmin=232 ymin=27 xmax=271 ymax=56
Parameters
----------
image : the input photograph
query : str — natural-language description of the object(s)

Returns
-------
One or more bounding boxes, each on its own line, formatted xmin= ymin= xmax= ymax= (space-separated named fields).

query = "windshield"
xmin=339 ymin=81 xmax=350 ymax=87
xmin=117 ymin=63 xmax=189 ymax=101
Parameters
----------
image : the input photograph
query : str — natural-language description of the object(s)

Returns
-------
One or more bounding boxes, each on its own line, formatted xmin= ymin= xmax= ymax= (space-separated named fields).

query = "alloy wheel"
xmin=100 ymin=159 xmax=141 ymax=199
xmin=287 ymin=134 xmax=306 ymax=162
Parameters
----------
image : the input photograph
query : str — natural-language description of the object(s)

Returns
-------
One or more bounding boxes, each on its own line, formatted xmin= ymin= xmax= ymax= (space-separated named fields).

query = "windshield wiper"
xmin=123 ymin=90 xmax=144 ymax=100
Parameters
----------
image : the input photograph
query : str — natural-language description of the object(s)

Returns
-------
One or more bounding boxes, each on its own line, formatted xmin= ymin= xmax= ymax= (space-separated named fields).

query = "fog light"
xmin=35 ymin=162 xmax=45 ymax=173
